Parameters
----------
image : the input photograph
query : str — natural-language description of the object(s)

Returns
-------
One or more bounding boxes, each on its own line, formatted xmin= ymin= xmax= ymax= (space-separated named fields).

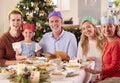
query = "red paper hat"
xmin=22 ymin=23 xmax=35 ymax=31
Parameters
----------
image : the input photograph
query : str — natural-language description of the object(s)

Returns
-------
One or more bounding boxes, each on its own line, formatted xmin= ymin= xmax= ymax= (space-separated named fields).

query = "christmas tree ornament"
xmin=23 ymin=6 xmax=26 ymax=9
xmin=39 ymin=10 xmax=45 ymax=16
xmin=27 ymin=15 xmax=32 ymax=21
xmin=26 ymin=7 xmax=29 ymax=10
xmin=31 ymin=2 xmax=34 ymax=7
xmin=35 ymin=7 xmax=39 ymax=11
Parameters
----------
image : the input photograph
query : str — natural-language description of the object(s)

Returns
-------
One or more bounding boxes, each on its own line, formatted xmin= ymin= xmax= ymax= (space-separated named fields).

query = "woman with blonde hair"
xmin=77 ymin=16 xmax=103 ymax=83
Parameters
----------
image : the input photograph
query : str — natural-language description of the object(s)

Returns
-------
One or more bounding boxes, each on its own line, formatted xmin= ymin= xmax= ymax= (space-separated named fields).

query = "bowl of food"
xmin=49 ymin=71 xmax=67 ymax=80
xmin=37 ymin=63 xmax=56 ymax=71
xmin=65 ymin=64 xmax=80 ymax=72
xmin=36 ymin=57 xmax=48 ymax=62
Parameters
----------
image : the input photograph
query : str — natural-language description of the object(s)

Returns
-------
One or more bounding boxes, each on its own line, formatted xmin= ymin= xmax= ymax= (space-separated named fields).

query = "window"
xmin=52 ymin=0 xmax=70 ymax=11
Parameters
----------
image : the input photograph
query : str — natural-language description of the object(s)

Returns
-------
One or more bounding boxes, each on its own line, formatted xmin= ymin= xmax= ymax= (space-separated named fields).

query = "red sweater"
xmin=102 ymin=37 xmax=120 ymax=79
xmin=0 ymin=31 xmax=24 ymax=66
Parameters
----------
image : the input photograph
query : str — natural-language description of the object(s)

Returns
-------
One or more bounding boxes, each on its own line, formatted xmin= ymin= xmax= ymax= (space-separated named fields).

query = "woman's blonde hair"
xmin=80 ymin=21 xmax=103 ymax=56
xmin=115 ymin=24 xmax=120 ymax=37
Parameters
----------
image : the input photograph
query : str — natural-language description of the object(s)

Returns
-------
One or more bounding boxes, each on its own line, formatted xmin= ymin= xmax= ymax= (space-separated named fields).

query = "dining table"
xmin=0 ymin=58 xmax=95 ymax=83
xmin=0 ymin=70 xmax=86 ymax=83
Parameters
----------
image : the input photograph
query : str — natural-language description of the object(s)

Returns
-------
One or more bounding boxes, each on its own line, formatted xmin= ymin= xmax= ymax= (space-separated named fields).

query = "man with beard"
xmin=39 ymin=11 xmax=77 ymax=59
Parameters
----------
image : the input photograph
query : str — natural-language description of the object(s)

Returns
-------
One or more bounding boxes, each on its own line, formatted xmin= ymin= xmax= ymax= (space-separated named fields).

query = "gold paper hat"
xmin=8 ymin=8 xmax=23 ymax=16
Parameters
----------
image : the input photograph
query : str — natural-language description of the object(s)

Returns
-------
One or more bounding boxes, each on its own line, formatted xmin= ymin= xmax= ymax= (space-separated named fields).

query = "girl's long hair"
xmin=80 ymin=21 xmax=103 ymax=56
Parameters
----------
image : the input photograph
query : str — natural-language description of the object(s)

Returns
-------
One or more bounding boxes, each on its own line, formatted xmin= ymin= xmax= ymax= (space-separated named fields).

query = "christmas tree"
xmin=16 ymin=0 xmax=81 ymax=43
xmin=16 ymin=0 xmax=54 ymax=42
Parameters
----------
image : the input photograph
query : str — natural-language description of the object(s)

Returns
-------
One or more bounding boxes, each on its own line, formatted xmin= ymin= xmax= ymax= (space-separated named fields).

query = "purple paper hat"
xmin=48 ymin=11 xmax=62 ymax=19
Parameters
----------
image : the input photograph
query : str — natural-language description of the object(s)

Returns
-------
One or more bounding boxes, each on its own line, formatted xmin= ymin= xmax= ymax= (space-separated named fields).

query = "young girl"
xmin=77 ymin=16 xmax=103 ymax=83
xmin=12 ymin=23 xmax=41 ymax=60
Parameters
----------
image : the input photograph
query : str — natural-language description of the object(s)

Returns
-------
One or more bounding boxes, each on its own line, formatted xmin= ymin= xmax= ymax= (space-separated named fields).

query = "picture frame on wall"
xmin=85 ymin=0 xmax=97 ymax=6
xmin=52 ymin=0 xmax=70 ymax=11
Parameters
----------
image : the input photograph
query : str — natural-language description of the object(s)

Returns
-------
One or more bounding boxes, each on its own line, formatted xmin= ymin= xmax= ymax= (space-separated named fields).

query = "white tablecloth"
xmin=51 ymin=61 xmax=95 ymax=83
xmin=0 ymin=70 xmax=85 ymax=83
xmin=0 ymin=61 xmax=95 ymax=83
xmin=51 ymin=69 xmax=85 ymax=83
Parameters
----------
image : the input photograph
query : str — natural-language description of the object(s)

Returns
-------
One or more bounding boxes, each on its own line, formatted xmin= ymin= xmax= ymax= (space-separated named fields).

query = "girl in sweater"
xmin=77 ymin=16 xmax=103 ymax=83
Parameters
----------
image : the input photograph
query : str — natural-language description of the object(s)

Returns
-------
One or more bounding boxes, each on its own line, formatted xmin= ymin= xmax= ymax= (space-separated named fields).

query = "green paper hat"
xmin=81 ymin=16 xmax=97 ymax=25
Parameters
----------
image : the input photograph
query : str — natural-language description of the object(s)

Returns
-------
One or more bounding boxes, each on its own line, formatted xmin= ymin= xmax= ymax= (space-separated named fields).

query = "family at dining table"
xmin=0 ymin=7 xmax=120 ymax=83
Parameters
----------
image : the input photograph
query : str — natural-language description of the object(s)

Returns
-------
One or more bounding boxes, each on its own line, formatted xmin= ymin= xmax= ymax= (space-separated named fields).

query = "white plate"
xmin=8 ymin=65 xmax=17 ymax=69
xmin=65 ymin=63 xmax=81 ymax=72
xmin=65 ymin=70 xmax=79 ymax=77
xmin=49 ymin=71 xmax=67 ymax=81
xmin=0 ymin=72 xmax=12 ymax=79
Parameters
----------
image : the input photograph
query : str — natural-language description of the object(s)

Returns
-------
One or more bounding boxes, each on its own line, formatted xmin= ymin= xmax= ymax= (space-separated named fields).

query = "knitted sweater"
xmin=77 ymin=40 xmax=102 ymax=70
xmin=102 ymin=37 xmax=120 ymax=79
xmin=0 ymin=31 xmax=24 ymax=66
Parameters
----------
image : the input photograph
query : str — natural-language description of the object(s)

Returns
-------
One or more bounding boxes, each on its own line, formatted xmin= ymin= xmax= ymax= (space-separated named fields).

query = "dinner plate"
xmin=8 ymin=65 xmax=17 ymax=69
xmin=65 ymin=70 xmax=79 ymax=77
xmin=0 ymin=68 xmax=14 ymax=80
xmin=49 ymin=71 xmax=67 ymax=81
xmin=0 ymin=72 xmax=12 ymax=79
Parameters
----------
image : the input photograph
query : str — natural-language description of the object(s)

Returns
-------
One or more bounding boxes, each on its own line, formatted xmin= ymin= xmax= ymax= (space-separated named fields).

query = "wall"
xmin=60 ymin=0 xmax=79 ymax=24
xmin=61 ymin=0 xmax=108 ymax=25
xmin=0 ymin=0 xmax=21 ymax=35
xmin=101 ymin=0 xmax=108 ymax=16
xmin=78 ymin=0 xmax=101 ymax=24
xmin=78 ymin=0 xmax=108 ymax=24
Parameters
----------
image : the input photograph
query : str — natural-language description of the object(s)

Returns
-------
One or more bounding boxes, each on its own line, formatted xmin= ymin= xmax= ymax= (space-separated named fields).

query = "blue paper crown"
xmin=101 ymin=16 xmax=117 ymax=24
